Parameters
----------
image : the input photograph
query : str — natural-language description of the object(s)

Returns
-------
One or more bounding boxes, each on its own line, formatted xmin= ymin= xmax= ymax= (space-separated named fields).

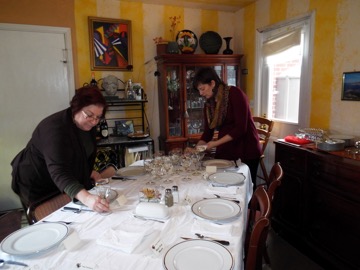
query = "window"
xmin=255 ymin=14 xmax=314 ymax=128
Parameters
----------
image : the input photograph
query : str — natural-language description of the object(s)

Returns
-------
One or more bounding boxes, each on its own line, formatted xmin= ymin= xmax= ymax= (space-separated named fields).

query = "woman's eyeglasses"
xmin=82 ymin=110 xmax=102 ymax=122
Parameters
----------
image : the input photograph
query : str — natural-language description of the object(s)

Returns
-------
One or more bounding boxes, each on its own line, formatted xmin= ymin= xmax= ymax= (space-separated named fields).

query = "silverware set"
xmin=181 ymin=233 xmax=230 ymax=246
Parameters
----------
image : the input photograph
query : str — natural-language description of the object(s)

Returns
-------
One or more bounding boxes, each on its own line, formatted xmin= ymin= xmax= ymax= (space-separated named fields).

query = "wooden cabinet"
xmin=274 ymin=141 xmax=360 ymax=269
xmin=155 ymin=54 xmax=242 ymax=153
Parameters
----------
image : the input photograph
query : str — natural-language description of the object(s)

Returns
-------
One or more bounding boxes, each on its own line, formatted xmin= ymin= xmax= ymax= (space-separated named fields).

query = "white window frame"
xmin=254 ymin=12 xmax=315 ymax=128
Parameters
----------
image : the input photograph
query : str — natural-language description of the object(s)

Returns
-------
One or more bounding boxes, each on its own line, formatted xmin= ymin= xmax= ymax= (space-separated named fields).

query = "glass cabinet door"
xmin=185 ymin=66 xmax=224 ymax=136
xmin=226 ymin=65 xmax=238 ymax=86
xmin=166 ymin=66 xmax=182 ymax=137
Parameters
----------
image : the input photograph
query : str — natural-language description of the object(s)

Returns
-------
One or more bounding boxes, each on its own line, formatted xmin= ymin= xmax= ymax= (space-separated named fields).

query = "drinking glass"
xmin=180 ymin=155 xmax=192 ymax=181
xmin=95 ymin=183 xmax=112 ymax=215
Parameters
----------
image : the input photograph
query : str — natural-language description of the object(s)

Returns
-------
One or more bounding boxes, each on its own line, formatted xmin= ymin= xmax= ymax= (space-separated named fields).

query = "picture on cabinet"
xmin=114 ymin=120 xmax=134 ymax=136
xmin=341 ymin=71 xmax=360 ymax=101
xmin=88 ymin=16 xmax=133 ymax=71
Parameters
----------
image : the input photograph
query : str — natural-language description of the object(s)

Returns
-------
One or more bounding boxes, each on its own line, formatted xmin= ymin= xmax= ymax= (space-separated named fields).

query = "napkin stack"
xmin=97 ymin=224 xmax=152 ymax=253
xmin=191 ymin=219 xmax=233 ymax=236
xmin=206 ymin=185 xmax=239 ymax=195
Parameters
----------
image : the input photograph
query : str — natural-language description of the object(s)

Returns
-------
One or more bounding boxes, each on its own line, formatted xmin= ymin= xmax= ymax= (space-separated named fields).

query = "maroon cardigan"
xmin=200 ymin=86 xmax=261 ymax=161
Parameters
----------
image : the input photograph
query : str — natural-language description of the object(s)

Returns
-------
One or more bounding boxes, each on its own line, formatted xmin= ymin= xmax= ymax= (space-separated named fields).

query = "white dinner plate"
xmin=208 ymin=172 xmax=245 ymax=187
xmin=1 ymin=223 xmax=69 ymax=256
xmin=163 ymin=239 xmax=234 ymax=270
xmin=191 ymin=199 xmax=241 ymax=222
xmin=202 ymin=159 xmax=234 ymax=169
xmin=116 ymin=166 xmax=145 ymax=178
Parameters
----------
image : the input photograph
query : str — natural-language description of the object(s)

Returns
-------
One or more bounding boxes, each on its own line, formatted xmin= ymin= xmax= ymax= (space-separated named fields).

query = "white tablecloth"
xmin=1 ymin=162 xmax=253 ymax=270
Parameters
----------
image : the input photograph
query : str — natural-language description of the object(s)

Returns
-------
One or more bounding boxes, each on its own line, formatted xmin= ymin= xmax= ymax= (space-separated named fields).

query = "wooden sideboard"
xmin=273 ymin=141 xmax=360 ymax=270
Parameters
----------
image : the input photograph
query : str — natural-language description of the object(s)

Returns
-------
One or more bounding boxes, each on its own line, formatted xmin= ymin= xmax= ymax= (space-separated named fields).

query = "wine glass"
xmin=180 ymin=155 xmax=192 ymax=181
xmin=95 ymin=183 xmax=112 ymax=216
xmin=162 ymin=156 xmax=174 ymax=183
xmin=144 ymin=159 xmax=156 ymax=185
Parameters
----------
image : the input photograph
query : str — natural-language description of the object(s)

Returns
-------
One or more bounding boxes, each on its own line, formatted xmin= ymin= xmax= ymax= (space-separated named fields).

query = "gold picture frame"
xmin=88 ymin=16 xmax=133 ymax=71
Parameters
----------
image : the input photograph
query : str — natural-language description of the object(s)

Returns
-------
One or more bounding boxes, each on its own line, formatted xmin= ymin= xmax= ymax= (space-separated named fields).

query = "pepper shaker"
xmin=165 ymin=188 xmax=174 ymax=207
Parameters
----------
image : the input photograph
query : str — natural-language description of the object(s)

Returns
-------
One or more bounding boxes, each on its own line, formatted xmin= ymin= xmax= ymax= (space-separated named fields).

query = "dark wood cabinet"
xmin=155 ymin=54 xmax=242 ymax=153
xmin=274 ymin=141 xmax=360 ymax=270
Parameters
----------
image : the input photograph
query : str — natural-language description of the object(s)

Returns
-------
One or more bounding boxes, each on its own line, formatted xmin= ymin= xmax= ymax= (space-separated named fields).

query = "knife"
xmin=63 ymin=207 xmax=94 ymax=212
xmin=0 ymin=259 xmax=28 ymax=267
xmin=180 ymin=237 xmax=230 ymax=246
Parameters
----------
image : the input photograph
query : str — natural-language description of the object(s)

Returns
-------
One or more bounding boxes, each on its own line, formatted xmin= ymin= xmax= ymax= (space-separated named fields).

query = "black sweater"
xmin=11 ymin=108 xmax=96 ymax=207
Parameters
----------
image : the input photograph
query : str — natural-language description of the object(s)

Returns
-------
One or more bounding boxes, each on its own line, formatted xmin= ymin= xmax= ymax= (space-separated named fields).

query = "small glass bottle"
xmin=90 ymin=72 xmax=97 ymax=87
xmin=172 ymin=185 xmax=179 ymax=204
xmin=164 ymin=188 xmax=174 ymax=207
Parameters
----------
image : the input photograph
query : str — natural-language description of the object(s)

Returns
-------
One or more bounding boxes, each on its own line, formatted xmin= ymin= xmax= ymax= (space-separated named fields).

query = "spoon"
xmin=194 ymin=233 xmax=230 ymax=246
xmin=0 ymin=259 xmax=28 ymax=267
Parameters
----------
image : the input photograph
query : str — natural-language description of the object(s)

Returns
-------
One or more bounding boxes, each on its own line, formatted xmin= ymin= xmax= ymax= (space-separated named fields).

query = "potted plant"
xmin=167 ymin=15 xmax=181 ymax=54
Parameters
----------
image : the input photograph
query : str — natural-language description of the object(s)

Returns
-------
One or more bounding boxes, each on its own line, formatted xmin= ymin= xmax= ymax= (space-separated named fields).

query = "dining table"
xmin=0 ymin=160 xmax=253 ymax=270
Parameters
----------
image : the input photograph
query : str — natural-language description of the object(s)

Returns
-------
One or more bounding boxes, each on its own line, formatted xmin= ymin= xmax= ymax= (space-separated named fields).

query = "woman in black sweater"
xmin=11 ymin=86 xmax=112 ymax=213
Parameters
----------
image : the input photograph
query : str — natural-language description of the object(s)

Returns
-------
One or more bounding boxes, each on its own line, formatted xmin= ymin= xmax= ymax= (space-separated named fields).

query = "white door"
xmin=0 ymin=24 xmax=75 ymax=211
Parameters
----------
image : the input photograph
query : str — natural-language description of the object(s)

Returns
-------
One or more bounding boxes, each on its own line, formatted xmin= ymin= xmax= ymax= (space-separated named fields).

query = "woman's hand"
xmin=76 ymin=189 xmax=109 ymax=213
xmin=90 ymin=170 xmax=101 ymax=181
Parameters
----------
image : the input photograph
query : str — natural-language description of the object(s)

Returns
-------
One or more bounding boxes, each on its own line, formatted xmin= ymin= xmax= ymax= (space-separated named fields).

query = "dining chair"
xmin=26 ymin=191 xmax=71 ymax=224
xmin=261 ymin=162 xmax=283 ymax=266
xmin=253 ymin=116 xmax=274 ymax=187
xmin=0 ymin=210 xmax=23 ymax=241
xmin=245 ymin=217 xmax=270 ymax=270
xmin=244 ymin=185 xmax=271 ymax=270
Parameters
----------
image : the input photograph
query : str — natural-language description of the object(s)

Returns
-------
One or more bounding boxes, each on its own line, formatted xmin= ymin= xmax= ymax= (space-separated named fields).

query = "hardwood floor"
xmin=265 ymin=229 xmax=324 ymax=270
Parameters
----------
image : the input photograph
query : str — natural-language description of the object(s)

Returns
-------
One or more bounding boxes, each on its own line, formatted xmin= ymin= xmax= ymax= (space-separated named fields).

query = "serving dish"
xmin=202 ymin=159 xmax=233 ymax=169
xmin=127 ymin=132 xmax=149 ymax=139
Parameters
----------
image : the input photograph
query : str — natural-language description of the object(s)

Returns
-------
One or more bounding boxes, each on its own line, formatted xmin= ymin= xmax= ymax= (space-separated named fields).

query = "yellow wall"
xmin=1 ymin=0 xmax=360 ymax=137
xmin=241 ymin=0 xmax=360 ymax=136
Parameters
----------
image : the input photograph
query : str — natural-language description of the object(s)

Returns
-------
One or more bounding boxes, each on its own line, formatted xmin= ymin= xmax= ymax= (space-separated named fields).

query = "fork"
xmin=42 ymin=220 xmax=73 ymax=225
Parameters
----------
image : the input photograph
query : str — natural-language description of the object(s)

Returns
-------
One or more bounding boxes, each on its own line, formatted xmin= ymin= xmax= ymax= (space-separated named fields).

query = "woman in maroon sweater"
xmin=194 ymin=67 xmax=261 ymax=189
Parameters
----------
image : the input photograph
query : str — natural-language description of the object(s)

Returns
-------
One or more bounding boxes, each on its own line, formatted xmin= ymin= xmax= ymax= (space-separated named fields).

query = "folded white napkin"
xmin=191 ymin=219 xmax=233 ymax=236
xmin=96 ymin=224 xmax=152 ymax=253
xmin=206 ymin=185 xmax=239 ymax=195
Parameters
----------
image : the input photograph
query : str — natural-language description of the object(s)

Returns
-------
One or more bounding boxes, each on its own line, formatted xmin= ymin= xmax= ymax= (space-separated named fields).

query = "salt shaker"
xmin=172 ymin=185 xmax=179 ymax=204
xmin=165 ymin=188 xmax=174 ymax=207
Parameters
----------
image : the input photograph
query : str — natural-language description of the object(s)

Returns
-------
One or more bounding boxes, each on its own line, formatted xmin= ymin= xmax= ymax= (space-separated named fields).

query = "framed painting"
xmin=88 ymin=16 xmax=133 ymax=71
xmin=341 ymin=71 xmax=360 ymax=101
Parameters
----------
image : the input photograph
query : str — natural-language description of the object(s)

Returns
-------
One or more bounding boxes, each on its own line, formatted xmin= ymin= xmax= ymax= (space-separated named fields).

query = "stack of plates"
xmin=202 ymin=159 xmax=234 ymax=169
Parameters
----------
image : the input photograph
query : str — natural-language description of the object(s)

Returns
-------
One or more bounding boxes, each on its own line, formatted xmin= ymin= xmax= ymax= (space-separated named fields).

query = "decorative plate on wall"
xmin=176 ymin=30 xmax=198 ymax=54
xmin=199 ymin=31 xmax=222 ymax=54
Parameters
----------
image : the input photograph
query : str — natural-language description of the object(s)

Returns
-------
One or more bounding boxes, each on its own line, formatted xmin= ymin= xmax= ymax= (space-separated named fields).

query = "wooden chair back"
xmin=245 ymin=186 xmax=271 ymax=270
xmin=0 ymin=210 xmax=23 ymax=242
xmin=253 ymin=116 xmax=274 ymax=154
xmin=253 ymin=116 xmax=275 ymax=185
xmin=267 ymin=162 xmax=283 ymax=201
xmin=245 ymin=217 xmax=270 ymax=270
xmin=27 ymin=192 xmax=71 ymax=224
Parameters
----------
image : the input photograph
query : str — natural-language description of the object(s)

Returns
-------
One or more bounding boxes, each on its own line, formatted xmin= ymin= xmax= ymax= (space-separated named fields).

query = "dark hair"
xmin=70 ymin=86 xmax=107 ymax=116
xmin=192 ymin=67 xmax=223 ymax=90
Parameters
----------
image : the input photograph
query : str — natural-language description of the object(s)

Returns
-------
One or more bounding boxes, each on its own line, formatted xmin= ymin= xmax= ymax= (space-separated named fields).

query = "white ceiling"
xmin=125 ymin=0 xmax=257 ymax=12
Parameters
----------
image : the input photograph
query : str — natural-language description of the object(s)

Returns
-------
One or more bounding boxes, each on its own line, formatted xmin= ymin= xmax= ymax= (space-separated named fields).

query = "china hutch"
xmin=155 ymin=54 xmax=243 ymax=154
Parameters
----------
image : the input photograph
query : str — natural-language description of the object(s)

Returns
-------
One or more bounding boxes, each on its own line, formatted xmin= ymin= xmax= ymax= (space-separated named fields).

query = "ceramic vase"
xmin=167 ymin=41 xmax=179 ymax=54
xmin=223 ymin=37 xmax=233 ymax=55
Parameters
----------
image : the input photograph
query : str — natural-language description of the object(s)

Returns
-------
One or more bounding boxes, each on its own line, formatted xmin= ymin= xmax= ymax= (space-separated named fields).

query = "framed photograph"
xmin=341 ymin=71 xmax=360 ymax=101
xmin=114 ymin=120 xmax=134 ymax=136
xmin=88 ymin=16 xmax=133 ymax=71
